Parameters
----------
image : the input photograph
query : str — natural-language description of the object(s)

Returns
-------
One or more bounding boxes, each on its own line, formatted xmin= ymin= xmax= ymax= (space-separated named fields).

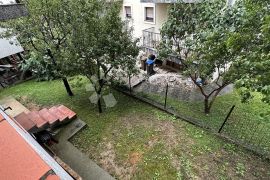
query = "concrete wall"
xmin=122 ymin=0 xmax=169 ymax=38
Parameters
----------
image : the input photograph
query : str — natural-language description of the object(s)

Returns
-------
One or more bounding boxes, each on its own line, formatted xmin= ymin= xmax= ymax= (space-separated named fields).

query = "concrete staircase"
xmin=14 ymin=105 xmax=76 ymax=133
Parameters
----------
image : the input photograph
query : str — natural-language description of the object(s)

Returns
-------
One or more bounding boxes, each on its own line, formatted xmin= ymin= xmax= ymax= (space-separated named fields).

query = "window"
xmin=124 ymin=6 xmax=132 ymax=18
xmin=145 ymin=7 xmax=154 ymax=22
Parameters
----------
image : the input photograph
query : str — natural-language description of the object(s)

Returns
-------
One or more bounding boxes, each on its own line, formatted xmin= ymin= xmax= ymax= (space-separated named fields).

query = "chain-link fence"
xmin=116 ymin=81 xmax=270 ymax=159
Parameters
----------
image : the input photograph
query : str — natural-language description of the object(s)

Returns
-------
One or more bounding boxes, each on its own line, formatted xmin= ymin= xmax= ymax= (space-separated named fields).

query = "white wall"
xmin=122 ymin=0 xmax=169 ymax=38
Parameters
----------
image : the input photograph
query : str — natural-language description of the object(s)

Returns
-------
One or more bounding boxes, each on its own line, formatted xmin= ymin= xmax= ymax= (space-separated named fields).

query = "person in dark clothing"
xmin=146 ymin=54 xmax=156 ymax=75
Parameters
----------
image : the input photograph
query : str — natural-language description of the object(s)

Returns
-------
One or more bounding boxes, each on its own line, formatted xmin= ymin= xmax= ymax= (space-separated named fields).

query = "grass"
xmin=0 ymin=77 xmax=270 ymax=179
xmin=134 ymin=89 xmax=270 ymax=154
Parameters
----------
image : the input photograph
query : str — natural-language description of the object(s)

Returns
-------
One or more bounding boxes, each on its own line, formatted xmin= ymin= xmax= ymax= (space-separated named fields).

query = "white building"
xmin=120 ymin=0 xmax=182 ymax=69
xmin=120 ymin=0 xmax=232 ymax=70
xmin=121 ymin=0 xmax=170 ymax=39
xmin=120 ymin=1 xmax=195 ymax=55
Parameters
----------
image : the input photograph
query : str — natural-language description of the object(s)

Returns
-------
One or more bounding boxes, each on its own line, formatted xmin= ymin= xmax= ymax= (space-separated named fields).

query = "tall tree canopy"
xmin=1 ymin=0 xmax=139 ymax=112
xmin=0 ymin=0 xmax=74 ymax=96
xmin=227 ymin=0 xmax=270 ymax=104
xmin=160 ymin=0 xmax=243 ymax=114
xmin=66 ymin=0 xmax=139 ymax=113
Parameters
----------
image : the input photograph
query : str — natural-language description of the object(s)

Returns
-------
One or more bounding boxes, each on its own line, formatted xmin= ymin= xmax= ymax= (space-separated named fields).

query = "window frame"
xmin=124 ymin=6 xmax=132 ymax=19
xmin=144 ymin=6 xmax=155 ymax=24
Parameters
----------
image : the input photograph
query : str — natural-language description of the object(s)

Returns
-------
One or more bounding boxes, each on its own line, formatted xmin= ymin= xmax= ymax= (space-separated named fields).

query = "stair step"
xmin=49 ymin=106 xmax=68 ymax=122
xmin=39 ymin=108 xmax=59 ymax=125
xmin=14 ymin=112 xmax=37 ymax=131
xmin=57 ymin=105 xmax=77 ymax=119
xmin=27 ymin=111 xmax=48 ymax=129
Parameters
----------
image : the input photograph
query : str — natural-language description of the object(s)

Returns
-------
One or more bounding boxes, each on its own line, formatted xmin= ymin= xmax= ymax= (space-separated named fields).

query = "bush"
xmin=20 ymin=52 xmax=58 ymax=81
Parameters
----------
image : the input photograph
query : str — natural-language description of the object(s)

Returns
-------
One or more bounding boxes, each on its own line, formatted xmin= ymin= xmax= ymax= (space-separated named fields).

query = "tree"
xmin=159 ymin=0 xmax=243 ymax=114
xmin=0 ymin=0 xmax=74 ymax=96
xmin=66 ymin=0 xmax=139 ymax=113
xmin=227 ymin=0 xmax=270 ymax=104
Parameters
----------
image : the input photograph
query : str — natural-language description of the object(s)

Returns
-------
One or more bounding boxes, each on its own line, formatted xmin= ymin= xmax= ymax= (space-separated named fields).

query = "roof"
xmin=0 ymin=0 xmax=28 ymax=21
xmin=0 ymin=110 xmax=72 ymax=180
xmin=0 ymin=29 xmax=24 ymax=59
xmin=0 ymin=0 xmax=16 ymax=5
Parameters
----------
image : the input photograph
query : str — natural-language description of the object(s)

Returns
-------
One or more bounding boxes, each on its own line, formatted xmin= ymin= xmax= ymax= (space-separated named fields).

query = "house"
xmin=121 ymin=0 xmax=169 ymax=39
xmin=0 ymin=4 xmax=74 ymax=178
xmin=121 ymin=0 xmax=232 ymax=70
xmin=0 ymin=108 xmax=73 ymax=180
xmin=0 ymin=0 xmax=28 ymax=87
xmin=121 ymin=0 xmax=190 ymax=70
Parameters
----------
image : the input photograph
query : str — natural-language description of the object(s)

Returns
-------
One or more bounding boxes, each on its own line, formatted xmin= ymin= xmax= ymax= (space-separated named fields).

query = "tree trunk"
xmin=129 ymin=75 xmax=132 ymax=94
xmin=97 ymin=91 xmax=102 ymax=113
xmin=204 ymin=97 xmax=210 ymax=114
xmin=62 ymin=77 xmax=74 ymax=96
xmin=207 ymin=89 xmax=222 ymax=114
xmin=47 ymin=49 xmax=74 ymax=97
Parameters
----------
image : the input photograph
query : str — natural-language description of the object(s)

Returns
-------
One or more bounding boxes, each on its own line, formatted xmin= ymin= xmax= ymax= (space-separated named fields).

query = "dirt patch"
xmin=120 ymin=114 xmax=196 ymax=171
xmin=145 ymin=137 xmax=159 ymax=149
xmin=157 ymin=121 xmax=180 ymax=149
xmin=120 ymin=112 xmax=155 ymax=129
xmin=91 ymin=113 xmax=270 ymax=179
xmin=99 ymin=142 xmax=136 ymax=180
xmin=191 ymin=147 xmax=270 ymax=180
xmin=129 ymin=152 xmax=142 ymax=165
xmin=17 ymin=95 xmax=41 ymax=111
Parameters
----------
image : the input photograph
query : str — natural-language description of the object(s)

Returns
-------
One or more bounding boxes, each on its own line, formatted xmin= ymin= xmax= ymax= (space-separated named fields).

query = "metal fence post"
xmin=164 ymin=84 xmax=169 ymax=109
xmin=218 ymin=105 xmax=236 ymax=133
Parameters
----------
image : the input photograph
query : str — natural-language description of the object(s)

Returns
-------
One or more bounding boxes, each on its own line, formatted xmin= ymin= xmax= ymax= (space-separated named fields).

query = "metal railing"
xmin=142 ymin=27 xmax=161 ymax=50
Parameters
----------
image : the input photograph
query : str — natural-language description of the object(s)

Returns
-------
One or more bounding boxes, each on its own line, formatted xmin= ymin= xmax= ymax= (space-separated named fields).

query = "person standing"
xmin=146 ymin=54 xmax=156 ymax=75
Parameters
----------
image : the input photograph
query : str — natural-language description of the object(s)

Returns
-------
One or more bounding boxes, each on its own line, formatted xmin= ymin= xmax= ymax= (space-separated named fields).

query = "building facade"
xmin=121 ymin=0 xmax=231 ymax=70
xmin=121 ymin=0 xmax=169 ymax=38
xmin=121 ymin=0 xmax=181 ymax=69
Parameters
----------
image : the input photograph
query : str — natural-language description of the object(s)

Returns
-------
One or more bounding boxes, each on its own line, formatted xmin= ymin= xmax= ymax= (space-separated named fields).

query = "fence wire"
xmin=127 ymin=82 xmax=270 ymax=159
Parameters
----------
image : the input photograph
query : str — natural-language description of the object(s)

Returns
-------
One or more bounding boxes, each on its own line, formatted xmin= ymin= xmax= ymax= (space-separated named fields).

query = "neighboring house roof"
xmin=0 ymin=1 xmax=27 ymax=59
xmin=0 ymin=109 xmax=73 ymax=180
xmin=0 ymin=28 xmax=24 ymax=59
xmin=0 ymin=0 xmax=28 ymax=21
xmin=0 ymin=0 xmax=16 ymax=4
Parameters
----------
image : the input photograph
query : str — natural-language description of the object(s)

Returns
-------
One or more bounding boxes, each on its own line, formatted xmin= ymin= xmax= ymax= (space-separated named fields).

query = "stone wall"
xmin=0 ymin=4 xmax=28 ymax=21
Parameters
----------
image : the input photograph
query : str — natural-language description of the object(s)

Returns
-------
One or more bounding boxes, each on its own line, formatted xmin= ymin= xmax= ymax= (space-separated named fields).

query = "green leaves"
xmin=230 ymin=0 xmax=270 ymax=103
xmin=159 ymin=0 xmax=248 ymax=113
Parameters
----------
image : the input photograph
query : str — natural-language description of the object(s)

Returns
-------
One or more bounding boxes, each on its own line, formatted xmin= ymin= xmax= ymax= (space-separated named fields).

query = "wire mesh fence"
xmin=117 ymin=81 xmax=270 ymax=159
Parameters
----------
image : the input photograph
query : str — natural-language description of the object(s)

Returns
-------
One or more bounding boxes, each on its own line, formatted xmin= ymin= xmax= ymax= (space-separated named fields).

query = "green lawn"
xmin=0 ymin=77 xmax=269 ymax=179
xmin=135 ymin=89 xmax=270 ymax=155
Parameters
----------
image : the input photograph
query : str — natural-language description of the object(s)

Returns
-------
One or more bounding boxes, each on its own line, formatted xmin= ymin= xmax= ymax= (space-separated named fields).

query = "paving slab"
xmin=0 ymin=96 xmax=30 ymax=117
xmin=52 ymin=119 xmax=114 ymax=180
xmin=53 ymin=141 xmax=114 ymax=180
